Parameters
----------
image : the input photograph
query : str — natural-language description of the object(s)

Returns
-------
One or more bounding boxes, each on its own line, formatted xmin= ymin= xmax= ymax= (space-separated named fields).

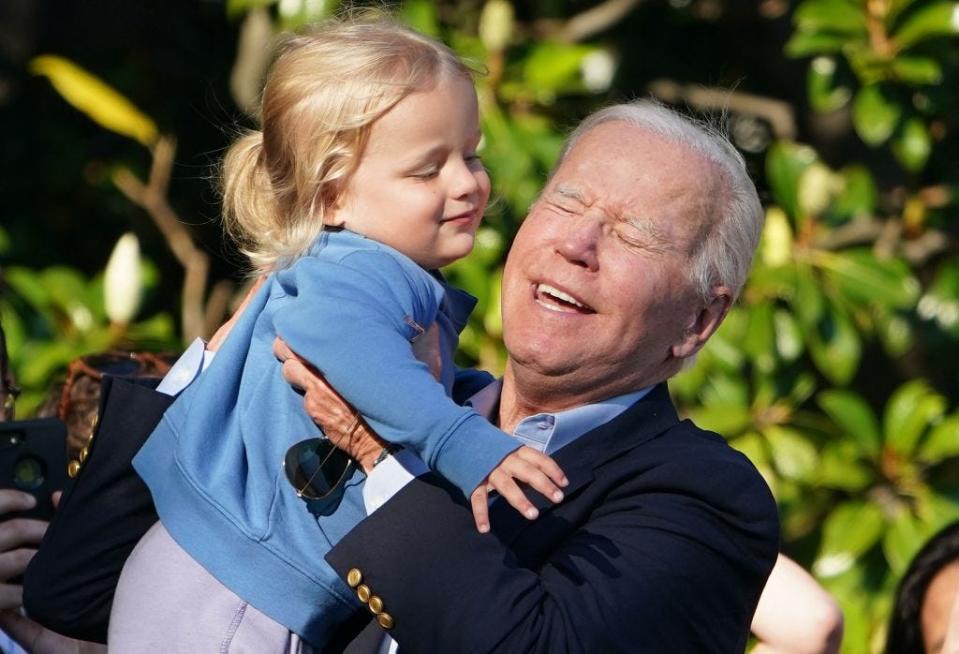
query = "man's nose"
xmin=556 ymin=216 xmax=600 ymax=271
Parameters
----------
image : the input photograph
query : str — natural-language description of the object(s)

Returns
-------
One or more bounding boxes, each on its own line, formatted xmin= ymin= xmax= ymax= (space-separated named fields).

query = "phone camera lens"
xmin=13 ymin=456 xmax=45 ymax=491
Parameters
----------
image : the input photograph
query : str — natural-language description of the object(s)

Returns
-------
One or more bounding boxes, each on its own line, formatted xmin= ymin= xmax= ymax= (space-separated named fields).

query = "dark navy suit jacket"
xmin=325 ymin=384 xmax=780 ymax=653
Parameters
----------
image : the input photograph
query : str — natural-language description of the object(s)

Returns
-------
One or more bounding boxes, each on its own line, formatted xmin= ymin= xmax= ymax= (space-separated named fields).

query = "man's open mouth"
xmin=534 ymin=283 xmax=595 ymax=314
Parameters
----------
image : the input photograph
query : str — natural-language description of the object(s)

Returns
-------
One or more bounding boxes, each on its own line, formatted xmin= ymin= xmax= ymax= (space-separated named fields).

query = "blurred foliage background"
xmin=1 ymin=0 xmax=958 ymax=650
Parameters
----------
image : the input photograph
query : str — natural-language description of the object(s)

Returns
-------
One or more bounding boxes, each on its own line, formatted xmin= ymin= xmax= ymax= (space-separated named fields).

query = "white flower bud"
xmin=479 ymin=0 xmax=514 ymax=53
xmin=797 ymin=163 xmax=839 ymax=217
xmin=104 ymin=232 xmax=142 ymax=325
xmin=581 ymin=49 xmax=617 ymax=93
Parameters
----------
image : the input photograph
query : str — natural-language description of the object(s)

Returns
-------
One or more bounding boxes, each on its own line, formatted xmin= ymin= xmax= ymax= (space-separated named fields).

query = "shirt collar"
xmin=466 ymin=380 xmax=653 ymax=455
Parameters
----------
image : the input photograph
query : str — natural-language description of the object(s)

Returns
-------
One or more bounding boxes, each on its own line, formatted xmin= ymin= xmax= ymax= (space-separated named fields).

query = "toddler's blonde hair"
xmin=221 ymin=19 xmax=475 ymax=270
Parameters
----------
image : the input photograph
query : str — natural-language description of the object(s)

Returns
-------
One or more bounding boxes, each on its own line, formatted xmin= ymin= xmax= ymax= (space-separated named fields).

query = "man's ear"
xmin=671 ymin=286 xmax=733 ymax=360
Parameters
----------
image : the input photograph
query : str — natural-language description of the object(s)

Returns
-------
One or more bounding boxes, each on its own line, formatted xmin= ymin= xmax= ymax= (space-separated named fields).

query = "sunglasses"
xmin=283 ymin=437 xmax=354 ymax=502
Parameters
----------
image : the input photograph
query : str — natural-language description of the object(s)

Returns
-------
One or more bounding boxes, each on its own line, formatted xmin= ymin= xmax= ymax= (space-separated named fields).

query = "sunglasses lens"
xmin=284 ymin=438 xmax=352 ymax=500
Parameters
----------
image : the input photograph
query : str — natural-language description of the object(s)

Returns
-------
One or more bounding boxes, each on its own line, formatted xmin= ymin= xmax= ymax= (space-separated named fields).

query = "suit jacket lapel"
xmin=489 ymin=384 xmax=679 ymax=546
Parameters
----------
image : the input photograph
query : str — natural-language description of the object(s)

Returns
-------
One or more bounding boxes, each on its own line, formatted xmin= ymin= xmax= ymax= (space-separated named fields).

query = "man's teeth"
xmin=537 ymin=284 xmax=586 ymax=309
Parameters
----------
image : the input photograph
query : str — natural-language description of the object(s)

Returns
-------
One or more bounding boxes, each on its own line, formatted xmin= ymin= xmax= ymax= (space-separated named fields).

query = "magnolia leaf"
xmin=852 ymin=85 xmax=902 ymax=146
xmin=893 ymin=2 xmax=959 ymax=51
xmin=817 ymin=389 xmax=882 ymax=458
xmin=792 ymin=264 xmax=825 ymax=328
xmin=918 ymin=415 xmax=959 ymax=463
xmin=765 ymin=425 xmax=818 ymax=481
xmin=766 ymin=141 xmax=818 ymax=219
xmin=774 ymin=308 xmax=804 ymax=362
xmin=831 ymin=165 xmax=878 ymax=220
xmin=483 ymin=268 xmax=504 ymax=339
xmin=814 ymin=500 xmax=884 ymax=577
xmin=401 ymin=0 xmax=441 ymax=37
xmin=29 ymin=55 xmax=158 ymax=147
xmin=793 ymin=0 xmax=869 ymax=35
xmin=818 ymin=440 xmax=874 ymax=491
xmin=785 ymin=31 xmax=848 ymax=58
xmin=892 ymin=117 xmax=932 ymax=173
xmin=688 ymin=405 xmax=754 ymax=437
xmin=890 ymin=56 xmax=943 ymax=85
xmin=883 ymin=510 xmax=930 ymax=575
xmin=807 ymin=56 xmax=852 ymax=112
xmin=814 ymin=249 xmax=919 ymax=309
xmin=884 ymin=380 xmax=947 ymax=456
xmin=760 ymin=207 xmax=794 ymax=268
xmin=806 ymin=302 xmax=861 ymax=386
xmin=744 ymin=303 xmax=776 ymax=373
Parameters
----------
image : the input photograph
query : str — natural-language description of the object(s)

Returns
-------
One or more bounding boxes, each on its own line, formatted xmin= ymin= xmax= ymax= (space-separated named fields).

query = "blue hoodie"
xmin=134 ymin=229 xmax=518 ymax=646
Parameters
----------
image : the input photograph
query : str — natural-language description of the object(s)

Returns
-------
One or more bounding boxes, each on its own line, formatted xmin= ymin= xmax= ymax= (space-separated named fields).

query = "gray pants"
xmin=109 ymin=521 xmax=313 ymax=653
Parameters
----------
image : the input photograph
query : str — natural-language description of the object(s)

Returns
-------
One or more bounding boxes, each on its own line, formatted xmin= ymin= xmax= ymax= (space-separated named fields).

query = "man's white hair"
xmin=556 ymin=100 xmax=764 ymax=302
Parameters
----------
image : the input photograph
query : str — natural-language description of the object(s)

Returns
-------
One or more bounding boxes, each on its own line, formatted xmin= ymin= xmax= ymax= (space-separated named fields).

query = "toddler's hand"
xmin=469 ymin=447 xmax=568 ymax=533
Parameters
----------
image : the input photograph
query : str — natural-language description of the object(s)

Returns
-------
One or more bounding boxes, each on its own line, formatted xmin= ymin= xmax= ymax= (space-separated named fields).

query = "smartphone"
xmin=0 ymin=418 xmax=68 ymax=521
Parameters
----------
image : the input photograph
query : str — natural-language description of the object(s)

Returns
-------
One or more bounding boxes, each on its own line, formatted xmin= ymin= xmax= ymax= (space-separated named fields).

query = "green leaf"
xmin=818 ymin=440 xmax=874 ymax=491
xmin=701 ymin=374 xmax=750 ymax=409
xmin=852 ymin=85 xmax=902 ymax=146
xmin=814 ymin=500 xmax=884 ymax=577
xmin=793 ymin=0 xmax=869 ymax=36
xmin=806 ymin=301 xmax=861 ymax=385
xmin=774 ymin=308 xmax=804 ymax=362
xmin=890 ymin=55 xmax=943 ymax=84
xmin=765 ymin=141 xmax=818 ymax=218
xmin=688 ymin=405 xmax=754 ymax=436
xmin=876 ymin=309 xmax=914 ymax=356
xmin=744 ymin=303 xmax=776 ymax=373
xmin=765 ymin=425 xmax=819 ymax=481
xmin=815 ymin=249 xmax=919 ymax=309
xmin=792 ymin=264 xmax=825 ymax=327
xmin=883 ymin=510 xmax=929 ymax=575
xmin=807 ymin=56 xmax=852 ymax=112
xmin=884 ymin=380 xmax=947 ymax=456
xmin=892 ymin=117 xmax=932 ymax=172
xmin=522 ymin=42 xmax=592 ymax=98
xmin=818 ymin=389 xmax=882 ymax=458
xmin=918 ymin=414 xmax=959 ymax=462
xmin=785 ymin=31 xmax=848 ymax=58
xmin=831 ymin=165 xmax=878 ymax=220
xmin=5 ymin=266 xmax=52 ymax=314
xmin=401 ymin=0 xmax=441 ymax=36
xmin=893 ymin=2 xmax=959 ymax=51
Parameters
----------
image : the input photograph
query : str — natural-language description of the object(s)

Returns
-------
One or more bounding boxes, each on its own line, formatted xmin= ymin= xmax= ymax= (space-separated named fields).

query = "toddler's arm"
xmin=272 ymin=249 xmax=519 ymax=496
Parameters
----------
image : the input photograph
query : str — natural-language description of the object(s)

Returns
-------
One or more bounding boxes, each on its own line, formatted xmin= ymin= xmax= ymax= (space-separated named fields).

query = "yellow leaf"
xmin=30 ymin=55 xmax=158 ymax=147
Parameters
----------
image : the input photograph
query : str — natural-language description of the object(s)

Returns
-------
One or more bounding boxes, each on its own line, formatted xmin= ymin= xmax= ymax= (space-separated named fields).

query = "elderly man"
xmin=16 ymin=101 xmax=779 ymax=653
xmin=278 ymin=100 xmax=780 ymax=652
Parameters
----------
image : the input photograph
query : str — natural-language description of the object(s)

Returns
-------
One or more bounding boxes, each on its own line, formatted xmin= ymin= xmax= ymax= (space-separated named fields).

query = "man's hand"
xmin=0 ymin=490 xmax=48 ymax=610
xmin=469 ymin=448 xmax=568 ymax=533
xmin=274 ymin=337 xmax=387 ymax=472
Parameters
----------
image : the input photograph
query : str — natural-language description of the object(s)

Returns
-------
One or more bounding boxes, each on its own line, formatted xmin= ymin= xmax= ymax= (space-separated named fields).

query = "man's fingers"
xmin=0 ymin=490 xmax=36 ymax=515
xmin=0 ymin=548 xmax=37 ymax=583
xmin=470 ymin=487 xmax=491 ymax=534
xmin=517 ymin=448 xmax=569 ymax=487
xmin=0 ymin=518 xmax=48 ymax=552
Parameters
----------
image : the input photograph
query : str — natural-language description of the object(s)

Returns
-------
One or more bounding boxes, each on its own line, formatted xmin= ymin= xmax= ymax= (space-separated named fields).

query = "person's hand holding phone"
xmin=0 ymin=489 xmax=50 ymax=609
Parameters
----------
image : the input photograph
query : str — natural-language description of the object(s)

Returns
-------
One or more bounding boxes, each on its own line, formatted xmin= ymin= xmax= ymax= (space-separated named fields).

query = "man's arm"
xmin=324 ymin=446 xmax=778 ymax=653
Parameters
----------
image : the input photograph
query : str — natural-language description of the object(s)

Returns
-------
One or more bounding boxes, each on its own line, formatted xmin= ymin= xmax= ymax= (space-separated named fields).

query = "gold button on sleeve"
xmin=377 ymin=613 xmax=394 ymax=630
xmin=78 ymin=446 xmax=89 ymax=463
xmin=357 ymin=584 xmax=371 ymax=603
xmin=67 ymin=460 xmax=81 ymax=478
xmin=368 ymin=596 xmax=384 ymax=614
xmin=347 ymin=568 xmax=363 ymax=588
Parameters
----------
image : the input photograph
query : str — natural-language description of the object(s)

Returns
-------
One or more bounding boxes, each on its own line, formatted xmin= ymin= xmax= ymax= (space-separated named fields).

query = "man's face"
xmin=501 ymin=121 xmax=725 ymax=403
